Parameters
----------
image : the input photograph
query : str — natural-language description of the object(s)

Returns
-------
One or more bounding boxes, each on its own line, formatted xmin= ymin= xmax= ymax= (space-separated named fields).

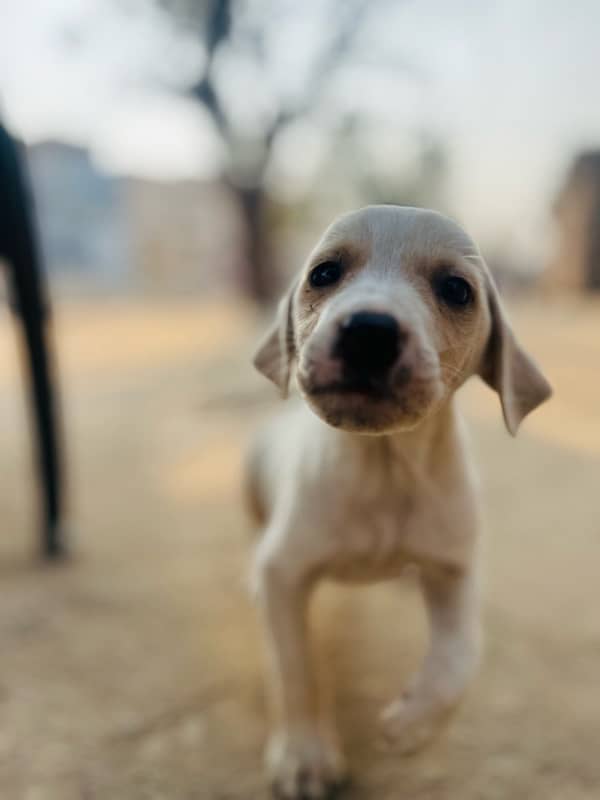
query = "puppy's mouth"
xmin=307 ymin=376 xmax=395 ymax=400
xmin=300 ymin=363 xmax=414 ymax=402
xmin=298 ymin=362 xmax=443 ymax=433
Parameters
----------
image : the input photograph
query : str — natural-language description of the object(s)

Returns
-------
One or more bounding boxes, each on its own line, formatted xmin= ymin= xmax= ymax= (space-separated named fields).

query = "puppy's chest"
xmin=328 ymin=502 xmax=411 ymax=581
xmin=322 ymin=470 xmax=422 ymax=581
xmin=319 ymin=463 xmax=474 ymax=581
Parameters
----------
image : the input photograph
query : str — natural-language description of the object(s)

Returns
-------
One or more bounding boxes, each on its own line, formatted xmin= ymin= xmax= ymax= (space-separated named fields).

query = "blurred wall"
xmin=125 ymin=177 xmax=242 ymax=295
xmin=27 ymin=141 xmax=131 ymax=289
xmin=26 ymin=141 xmax=247 ymax=297
xmin=546 ymin=152 xmax=600 ymax=293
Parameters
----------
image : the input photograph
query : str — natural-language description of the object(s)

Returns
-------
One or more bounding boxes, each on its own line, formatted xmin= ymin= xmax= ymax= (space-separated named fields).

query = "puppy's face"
xmin=292 ymin=207 xmax=490 ymax=433
xmin=255 ymin=206 xmax=551 ymax=436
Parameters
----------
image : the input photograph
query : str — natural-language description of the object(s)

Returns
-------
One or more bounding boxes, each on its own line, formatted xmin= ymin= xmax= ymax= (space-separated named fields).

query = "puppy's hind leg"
xmin=380 ymin=562 xmax=482 ymax=754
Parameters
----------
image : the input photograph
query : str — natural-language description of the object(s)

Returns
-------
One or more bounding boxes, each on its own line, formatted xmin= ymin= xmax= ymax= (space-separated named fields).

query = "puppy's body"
xmin=247 ymin=206 xmax=551 ymax=799
xmin=249 ymin=397 xmax=479 ymax=583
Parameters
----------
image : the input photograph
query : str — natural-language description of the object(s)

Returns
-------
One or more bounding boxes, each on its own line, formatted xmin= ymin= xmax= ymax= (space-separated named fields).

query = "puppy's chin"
xmin=299 ymin=379 xmax=443 ymax=435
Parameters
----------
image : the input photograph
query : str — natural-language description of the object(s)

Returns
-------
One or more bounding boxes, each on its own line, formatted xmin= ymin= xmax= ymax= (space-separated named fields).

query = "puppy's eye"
xmin=437 ymin=275 xmax=473 ymax=308
xmin=309 ymin=260 xmax=342 ymax=288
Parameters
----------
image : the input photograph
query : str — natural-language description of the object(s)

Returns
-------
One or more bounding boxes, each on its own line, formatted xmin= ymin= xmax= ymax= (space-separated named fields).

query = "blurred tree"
xmin=333 ymin=116 xmax=449 ymax=210
xmin=163 ymin=0 xmax=399 ymax=302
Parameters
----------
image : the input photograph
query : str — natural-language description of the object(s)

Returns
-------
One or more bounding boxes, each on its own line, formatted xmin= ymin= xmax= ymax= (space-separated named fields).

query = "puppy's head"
xmin=254 ymin=206 xmax=551 ymax=435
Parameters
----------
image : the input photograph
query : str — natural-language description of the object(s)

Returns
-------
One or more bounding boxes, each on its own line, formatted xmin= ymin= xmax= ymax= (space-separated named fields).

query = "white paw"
xmin=266 ymin=728 xmax=348 ymax=799
xmin=379 ymin=694 xmax=456 ymax=755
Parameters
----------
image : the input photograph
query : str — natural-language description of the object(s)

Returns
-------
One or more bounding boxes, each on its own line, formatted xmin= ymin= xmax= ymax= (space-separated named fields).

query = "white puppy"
xmin=246 ymin=206 xmax=551 ymax=799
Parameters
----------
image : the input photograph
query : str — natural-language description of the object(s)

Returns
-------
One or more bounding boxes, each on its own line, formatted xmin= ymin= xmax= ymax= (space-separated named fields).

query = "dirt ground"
xmin=0 ymin=297 xmax=598 ymax=800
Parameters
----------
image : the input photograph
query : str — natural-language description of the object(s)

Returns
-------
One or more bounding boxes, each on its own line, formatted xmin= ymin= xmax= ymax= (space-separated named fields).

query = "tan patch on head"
xmin=293 ymin=218 xmax=373 ymax=345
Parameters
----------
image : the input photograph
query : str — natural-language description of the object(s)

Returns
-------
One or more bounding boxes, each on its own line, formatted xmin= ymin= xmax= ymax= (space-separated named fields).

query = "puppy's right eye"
xmin=309 ymin=261 xmax=342 ymax=288
xmin=436 ymin=275 xmax=473 ymax=308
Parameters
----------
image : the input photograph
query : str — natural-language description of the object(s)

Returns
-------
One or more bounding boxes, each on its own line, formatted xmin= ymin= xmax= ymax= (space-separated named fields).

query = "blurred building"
xmin=27 ymin=140 xmax=131 ymax=289
xmin=125 ymin=178 xmax=242 ymax=295
xmin=26 ymin=140 xmax=243 ymax=296
xmin=547 ymin=151 xmax=600 ymax=292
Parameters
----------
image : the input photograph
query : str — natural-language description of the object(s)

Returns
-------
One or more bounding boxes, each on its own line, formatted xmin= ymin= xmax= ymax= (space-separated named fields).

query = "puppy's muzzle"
xmin=333 ymin=311 xmax=404 ymax=383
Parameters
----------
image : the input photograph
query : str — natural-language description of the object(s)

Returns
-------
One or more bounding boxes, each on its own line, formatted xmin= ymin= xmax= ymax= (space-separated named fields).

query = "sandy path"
xmin=0 ymin=298 xmax=598 ymax=799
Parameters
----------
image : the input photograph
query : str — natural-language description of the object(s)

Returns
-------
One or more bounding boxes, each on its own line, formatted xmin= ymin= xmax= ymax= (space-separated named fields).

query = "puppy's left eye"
xmin=309 ymin=261 xmax=342 ymax=288
xmin=436 ymin=275 xmax=473 ymax=308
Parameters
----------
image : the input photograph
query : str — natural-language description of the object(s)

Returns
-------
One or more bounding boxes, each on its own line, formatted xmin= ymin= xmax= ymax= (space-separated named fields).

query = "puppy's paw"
xmin=266 ymin=728 xmax=348 ymax=799
xmin=379 ymin=695 xmax=455 ymax=755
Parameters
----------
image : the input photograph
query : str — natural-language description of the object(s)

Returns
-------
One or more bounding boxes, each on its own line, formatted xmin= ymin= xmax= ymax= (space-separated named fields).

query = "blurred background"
xmin=0 ymin=1 xmax=598 ymax=798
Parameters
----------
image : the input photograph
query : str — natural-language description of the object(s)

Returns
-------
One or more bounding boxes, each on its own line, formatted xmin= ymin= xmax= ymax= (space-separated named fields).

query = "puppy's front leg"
xmin=254 ymin=534 xmax=346 ymax=799
xmin=381 ymin=562 xmax=482 ymax=754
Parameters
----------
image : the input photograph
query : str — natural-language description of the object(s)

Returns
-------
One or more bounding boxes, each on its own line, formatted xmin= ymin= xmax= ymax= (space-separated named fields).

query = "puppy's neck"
xmin=340 ymin=396 xmax=461 ymax=471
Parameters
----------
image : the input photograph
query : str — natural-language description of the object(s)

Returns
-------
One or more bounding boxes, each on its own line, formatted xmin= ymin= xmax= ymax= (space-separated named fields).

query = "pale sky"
xmin=1 ymin=0 xmax=600 ymax=268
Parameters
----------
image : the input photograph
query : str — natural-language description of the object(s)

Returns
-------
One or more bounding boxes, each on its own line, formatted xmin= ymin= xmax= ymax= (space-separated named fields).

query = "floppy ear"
xmin=253 ymin=282 xmax=296 ymax=397
xmin=479 ymin=278 xmax=552 ymax=435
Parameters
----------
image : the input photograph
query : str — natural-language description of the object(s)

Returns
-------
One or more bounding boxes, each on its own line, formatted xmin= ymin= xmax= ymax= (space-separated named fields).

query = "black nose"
xmin=335 ymin=311 xmax=401 ymax=376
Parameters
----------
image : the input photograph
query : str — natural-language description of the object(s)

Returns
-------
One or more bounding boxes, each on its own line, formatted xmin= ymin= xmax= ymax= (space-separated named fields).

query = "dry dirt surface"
xmin=0 ymin=297 xmax=598 ymax=800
